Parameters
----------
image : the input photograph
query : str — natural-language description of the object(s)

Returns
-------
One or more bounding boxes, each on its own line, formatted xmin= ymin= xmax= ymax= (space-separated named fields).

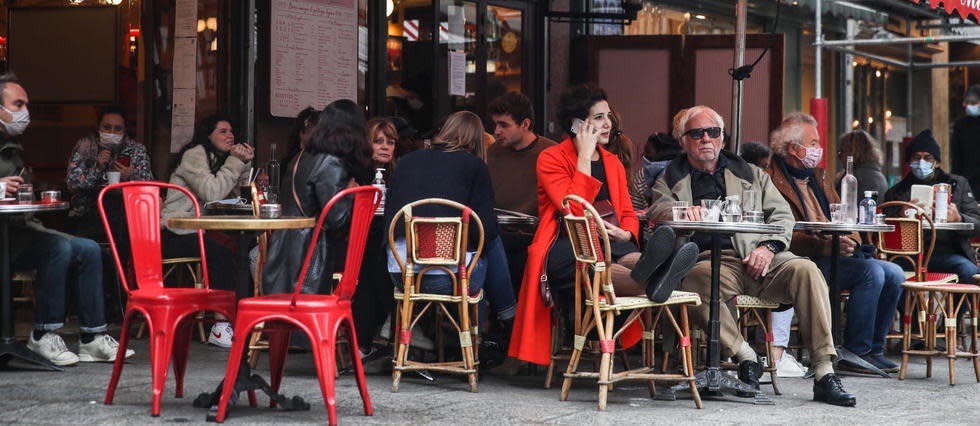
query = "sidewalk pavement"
xmin=1 ymin=336 xmax=978 ymax=425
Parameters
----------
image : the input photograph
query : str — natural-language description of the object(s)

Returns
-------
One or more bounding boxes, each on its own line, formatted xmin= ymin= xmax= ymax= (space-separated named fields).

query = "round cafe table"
xmin=167 ymin=214 xmax=315 ymax=420
xmin=922 ymin=221 xmax=975 ymax=231
xmin=794 ymin=221 xmax=895 ymax=378
xmin=663 ymin=220 xmax=783 ymax=404
xmin=0 ymin=201 xmax=69 ymax=372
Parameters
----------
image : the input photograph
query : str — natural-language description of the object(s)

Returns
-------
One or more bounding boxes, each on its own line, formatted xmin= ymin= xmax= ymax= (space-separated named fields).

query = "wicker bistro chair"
xmin=732 ymin=295 xmax=782 ymax=394
xmin=875 ymin=201 xmax=980 ymax=385
xmin=557 ymin=195 xmax=702 ymax=411
xmin=388 ymin=198 xmax=485 ymax=392
xmin=876 ymin=201 xmax=959 ymax=347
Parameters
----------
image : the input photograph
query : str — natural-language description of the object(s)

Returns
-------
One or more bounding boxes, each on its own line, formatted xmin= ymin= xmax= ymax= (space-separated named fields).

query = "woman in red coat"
xmin=508 ymin=85 xmax=696 ymax=365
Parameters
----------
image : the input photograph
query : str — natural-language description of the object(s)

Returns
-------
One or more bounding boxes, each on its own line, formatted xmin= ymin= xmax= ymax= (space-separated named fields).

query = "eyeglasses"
xmin=683 ymin=127 xmax=722 ymax=140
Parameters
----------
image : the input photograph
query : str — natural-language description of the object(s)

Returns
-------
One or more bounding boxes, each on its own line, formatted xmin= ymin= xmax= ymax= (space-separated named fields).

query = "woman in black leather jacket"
xmin=262 ymin=99 xmax=371 ymax=296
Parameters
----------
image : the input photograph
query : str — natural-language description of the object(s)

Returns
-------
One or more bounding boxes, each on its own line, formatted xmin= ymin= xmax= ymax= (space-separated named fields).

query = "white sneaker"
xmin=27 ymin=332 xmax=79 ymax=366
xmin=79 ymin=334 xmax=135 ymax=362
xmin=208 ymin=322 xmax=234 ymax=348
xmin=775 ymin=352 xmax=807 ymax=378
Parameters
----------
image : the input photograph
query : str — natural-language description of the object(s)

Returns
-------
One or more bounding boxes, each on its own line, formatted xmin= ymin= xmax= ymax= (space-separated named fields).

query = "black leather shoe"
xmin=813 ymin=373 xmax=857 ymax=407
xmin=630 ymin=226 xmax=676 ymax=285
xmin=735 ymin=359 xmax=762 ymax=397
xmin=861 ymin=353 xmax=898 ymax=373
xmin=645 ymin=242 xmax=698 ymax=303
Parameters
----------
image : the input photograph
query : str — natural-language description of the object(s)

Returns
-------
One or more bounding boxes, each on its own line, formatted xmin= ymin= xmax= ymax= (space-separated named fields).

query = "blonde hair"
xmin=672 ymin=106 xmax=725 ymax=140
xmin=432 ymin=111 xmax=487 ymax=160
xmin=838 ymin=129 xmax=883 ymax=167
xmin=770 ymin=112 xmax=818 ymax=156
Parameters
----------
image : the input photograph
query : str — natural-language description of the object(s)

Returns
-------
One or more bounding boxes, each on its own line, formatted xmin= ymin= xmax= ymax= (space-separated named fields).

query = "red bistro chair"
xmin=215 ymin=186 xmax=381 ymax=425
xmin=98 ymin=182 xmax=238 ymax=417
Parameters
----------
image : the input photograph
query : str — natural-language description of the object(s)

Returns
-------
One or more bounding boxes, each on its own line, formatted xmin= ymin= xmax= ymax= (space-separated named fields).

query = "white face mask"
xmin=967 ymin=104 xmax=980 ymax=117
xmin=99 ymin=132 xmax=124 ymax=146
xmin=795 ymin=144 xmax=824 ymax=169
xmin=0 ymin=105 xmax=30 ymax=136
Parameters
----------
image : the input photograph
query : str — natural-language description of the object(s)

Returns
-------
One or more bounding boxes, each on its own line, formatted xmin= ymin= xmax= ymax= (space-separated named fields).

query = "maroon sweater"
xmin=486 ymin=136 xmax=557 ymax=217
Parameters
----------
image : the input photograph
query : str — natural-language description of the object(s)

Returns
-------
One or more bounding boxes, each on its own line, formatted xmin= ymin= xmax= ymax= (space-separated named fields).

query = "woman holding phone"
xmin=508 ymin=84 xmax=697 ymax=366
xmin=66 ymin=105 xmax=153 ymax=240
xmin=161 ymin=114 xmax=253 ymax=348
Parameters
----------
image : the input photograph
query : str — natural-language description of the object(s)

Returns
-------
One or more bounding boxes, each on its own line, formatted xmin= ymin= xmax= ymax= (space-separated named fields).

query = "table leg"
xmin=236 ymin=232 xmax=252 ymax=300
xmin=671 ymin=233 xmax=772 ymax=404
xmin=0 ymin=215 xmax=62 ymax=371
xmin=828 ymin=232 xmax=889 ymax=378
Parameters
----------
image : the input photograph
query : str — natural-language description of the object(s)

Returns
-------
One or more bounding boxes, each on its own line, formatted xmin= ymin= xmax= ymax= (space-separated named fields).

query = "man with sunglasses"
xmin=648 ymin=105 xmax=855 ymax=406
xmin=883 ymin=129 xmax=980 ymax=284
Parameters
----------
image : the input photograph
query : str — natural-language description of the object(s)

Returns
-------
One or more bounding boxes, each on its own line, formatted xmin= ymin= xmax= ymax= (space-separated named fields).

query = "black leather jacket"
xmin=262 ymin=151 xmax=352 ymax=295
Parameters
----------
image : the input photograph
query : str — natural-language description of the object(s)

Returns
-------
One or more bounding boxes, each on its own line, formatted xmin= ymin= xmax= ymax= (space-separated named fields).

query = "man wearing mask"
xmin=648 ymin=105 xmax=855 ymax=406
xmin=884 ymin=129 xmax=980 ymax=284
xmin=765 ymin=113 xmax=904 ymax=374
xmin=0 ymin=74 xmax=133 ymax=366
xmin=951 ymin=84 xmax=980 ymax=192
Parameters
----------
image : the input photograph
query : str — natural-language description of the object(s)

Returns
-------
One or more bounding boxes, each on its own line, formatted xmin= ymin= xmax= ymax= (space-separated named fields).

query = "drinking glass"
xmin=671 ymin=201 xmax=690 ymax=221
xmin=830 ymin=203 xmax=844 ymax=223
xmin=700 ymin=199 xmax=721 ymax=222
xmin=17 ymin=184 xmax=33 ymax=204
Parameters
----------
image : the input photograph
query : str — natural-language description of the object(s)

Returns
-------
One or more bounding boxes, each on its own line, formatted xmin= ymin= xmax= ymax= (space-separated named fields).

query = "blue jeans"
xmin=815 ymin=256 xmax=904 ymax=355
xmin=483 ymin=236 xmax=517 ymax=320
xmin=14 ymin=233 xmax=106 ymax=333
xmin=390 ymin=259 xmax=489 ymax=320
xmin=928 ymin=253 xmax=978 ymax=284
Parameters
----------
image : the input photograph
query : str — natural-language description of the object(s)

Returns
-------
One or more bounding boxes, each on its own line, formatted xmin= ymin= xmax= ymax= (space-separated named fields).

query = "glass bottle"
xmin=265 ymin=143 xmax=281 ymax=204
xmin=840 ymin=156 xmax=859 ymax=224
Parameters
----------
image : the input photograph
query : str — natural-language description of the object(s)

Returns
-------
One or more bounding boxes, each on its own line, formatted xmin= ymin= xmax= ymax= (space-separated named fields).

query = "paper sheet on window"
xmin=170 ymin=0 xmax=197 ymax=152
xmin=174 ymin=0 xmax=198 ymax=38
xmin=449 ymin=50 xmax=466 ymax=97
xmin=171 ymin=88 xmax=196 ymax=152
xmin=269 ymin=0 xmax=357 ymax=118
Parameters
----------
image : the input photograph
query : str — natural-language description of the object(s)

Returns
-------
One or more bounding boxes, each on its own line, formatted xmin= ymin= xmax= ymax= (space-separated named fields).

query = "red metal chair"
xmin=98 ymin=182 xmax=238 ymax=417
xmin=215 ymin=186 xmax=381 ymax=425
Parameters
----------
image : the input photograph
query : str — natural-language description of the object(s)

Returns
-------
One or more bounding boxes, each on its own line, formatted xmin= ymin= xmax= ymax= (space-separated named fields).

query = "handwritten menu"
xmin=270 ymin=0 xmax=357 ymax=118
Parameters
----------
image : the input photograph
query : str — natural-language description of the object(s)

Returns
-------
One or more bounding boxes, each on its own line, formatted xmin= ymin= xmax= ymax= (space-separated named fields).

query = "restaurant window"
xmin=442 ymin=1 xmax=478 ymax=114
xmin=486 ymin=5 xmax=522 ymax=100
xmin=386 ymin=0 xmax=436 ymax=133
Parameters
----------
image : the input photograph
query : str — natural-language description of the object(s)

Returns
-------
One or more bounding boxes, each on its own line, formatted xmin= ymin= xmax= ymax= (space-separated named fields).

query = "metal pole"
xmin=815 ymin=0 xmax=822 ymax=99
xmin=907 ymin=20 xmax=913 ymax=137
xmin=844 ymin=20 xmax=855 ymax=137
xmin=911 ymin=60 xmax=980 ymax=69
xmin=731 ymin=0 xmax=747 ymax=155
xmin=817 ymin=33 xmax=980 ymax=46
xmin=821 ymin=46 xmax=909 ymax=68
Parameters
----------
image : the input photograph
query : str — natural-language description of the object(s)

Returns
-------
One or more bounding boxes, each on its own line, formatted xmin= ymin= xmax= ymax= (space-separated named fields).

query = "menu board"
xmin=270 ymin=0 xmax=357 ymax=118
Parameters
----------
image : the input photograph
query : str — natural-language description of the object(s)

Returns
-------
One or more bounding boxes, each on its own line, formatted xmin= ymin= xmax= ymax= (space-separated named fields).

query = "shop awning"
xmin=915 ymin=0 xmax=980 ymax=21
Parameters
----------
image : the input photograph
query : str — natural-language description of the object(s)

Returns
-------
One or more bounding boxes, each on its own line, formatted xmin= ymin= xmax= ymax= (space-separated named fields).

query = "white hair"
xmin=672 ymin=106 xmax=725 ymax=140
xmin=769 ymin=112 xmax=818 ymax=156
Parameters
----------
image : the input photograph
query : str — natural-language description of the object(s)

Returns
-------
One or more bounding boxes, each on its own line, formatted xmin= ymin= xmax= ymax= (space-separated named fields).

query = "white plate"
xmin=0 ymin=197 xmax=15 ymax=201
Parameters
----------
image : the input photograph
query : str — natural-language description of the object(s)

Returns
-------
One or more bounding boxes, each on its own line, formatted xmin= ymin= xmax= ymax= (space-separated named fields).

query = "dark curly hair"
xmin=305 ymin=99 xmax=371 ymax=181
xmin=557 ymin=84 xmax=608 ymax=138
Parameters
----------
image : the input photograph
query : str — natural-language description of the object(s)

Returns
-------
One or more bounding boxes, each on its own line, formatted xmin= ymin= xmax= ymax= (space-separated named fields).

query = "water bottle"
xmin=372 ymin=168 xmax=386 ymax=213
xmin=858 ymin=191 xmax=876 ymax=224
xmin=265 ymin=143 xmax=280 ymax=204
xmin=934 ymin=184 xmax=949 ymax=223
xmin=840 ymin=156 xmax=859 ymax=224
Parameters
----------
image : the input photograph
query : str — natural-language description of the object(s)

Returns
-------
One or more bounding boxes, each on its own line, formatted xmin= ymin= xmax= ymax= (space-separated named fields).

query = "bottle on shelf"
xmin=858 ymin=191 xmax=876 ymax=225
xmin=840 ymin=156 xmax=859 ymax=224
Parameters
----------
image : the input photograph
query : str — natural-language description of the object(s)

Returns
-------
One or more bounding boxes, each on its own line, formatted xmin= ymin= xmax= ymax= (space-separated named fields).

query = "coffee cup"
xmin=107 ymin=171 xmax=121 ymax=185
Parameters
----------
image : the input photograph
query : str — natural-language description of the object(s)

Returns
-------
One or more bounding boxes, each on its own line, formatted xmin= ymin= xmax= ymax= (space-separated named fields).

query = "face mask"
xmin=910 ymin=160 xmax=934 ymax=180
xmin=795 ymin=145 xmax=823 ymax=169
xmin=99 ymin=132 xmax=124 ymax=146
xmin=0 ymin=105 xmax=29 ymax=136
xmin=967 ymin=104 xmax=980 ymax=117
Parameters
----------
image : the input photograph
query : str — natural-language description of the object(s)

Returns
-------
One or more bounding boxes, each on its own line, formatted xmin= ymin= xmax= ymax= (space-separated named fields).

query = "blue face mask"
xmin=910 ymin=160 xmax=934 ymax=180
xmin=967 ymin=104 xmax=980 ymax=117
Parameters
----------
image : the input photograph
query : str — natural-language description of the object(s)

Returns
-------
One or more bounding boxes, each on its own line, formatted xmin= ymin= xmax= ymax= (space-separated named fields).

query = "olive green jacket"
xmin=647 ymin=150 xmax=802 ymax=271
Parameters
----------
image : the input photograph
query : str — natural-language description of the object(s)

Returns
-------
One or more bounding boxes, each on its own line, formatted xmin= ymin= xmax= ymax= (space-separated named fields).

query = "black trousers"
xmin=351 ymin=220 xmax=394 ymax=349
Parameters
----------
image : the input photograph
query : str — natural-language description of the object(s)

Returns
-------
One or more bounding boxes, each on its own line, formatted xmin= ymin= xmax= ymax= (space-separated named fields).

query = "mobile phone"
xmin=117 ymin=156 xmax=131 ymax=167
xmin=570 ymin=118 xmax=585 ymax=135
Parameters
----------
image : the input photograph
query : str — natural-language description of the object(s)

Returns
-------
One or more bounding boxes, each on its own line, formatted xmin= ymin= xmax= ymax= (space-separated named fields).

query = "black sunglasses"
xmin=683 ymin=127 xmax=722 ymax=140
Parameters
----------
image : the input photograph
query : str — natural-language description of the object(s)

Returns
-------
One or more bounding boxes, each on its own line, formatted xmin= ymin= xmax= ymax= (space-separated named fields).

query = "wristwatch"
xmin=761 ymin=241 xmax=781 ymax=254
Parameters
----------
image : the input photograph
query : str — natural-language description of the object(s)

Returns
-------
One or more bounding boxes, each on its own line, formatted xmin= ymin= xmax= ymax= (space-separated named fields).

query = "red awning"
xmin=918 ymin=0 xmax=980 ymax=21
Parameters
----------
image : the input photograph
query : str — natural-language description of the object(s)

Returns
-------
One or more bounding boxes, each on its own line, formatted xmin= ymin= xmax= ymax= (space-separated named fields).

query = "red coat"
xmin=508 ymin=138 xmax=640 ymax=365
